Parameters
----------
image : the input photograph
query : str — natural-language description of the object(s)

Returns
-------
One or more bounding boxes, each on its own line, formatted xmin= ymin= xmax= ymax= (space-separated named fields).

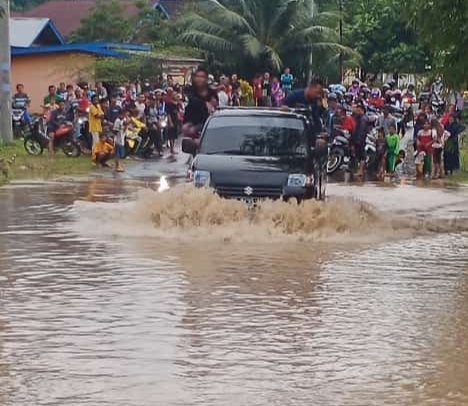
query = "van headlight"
xmin=287 ymin=174 xmax=306 ymax=187
xmin=193 ymin=170 xmax=211 ymax=187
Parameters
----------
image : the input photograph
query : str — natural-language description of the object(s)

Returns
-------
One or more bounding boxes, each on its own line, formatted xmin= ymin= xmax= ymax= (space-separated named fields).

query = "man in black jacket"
xmin=282 ymin=78 xmax=325 ymax=137
xmin=183 ymin=67 xmax=218 ymax=137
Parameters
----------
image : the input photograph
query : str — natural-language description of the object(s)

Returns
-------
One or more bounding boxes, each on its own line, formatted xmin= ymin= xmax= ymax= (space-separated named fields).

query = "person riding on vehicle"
xmin=343 ymin=92 xmax=354 ymax=112
xmin=349 ymin=79 xmax=360 ymax=96
xmin=12 ymin=83 xmax=32 ymax=126
xmin=183 ymin=67 xmax=218 ymax=139
xmin=403 ymin=84 xmax=416 ymax=100
xmin=368 ymin=88 xmax=385 ymax=109
xmin=333 ymin=105 xmax=356 ymax=134
xmin=391 ymin=89 xmax=403 ymax=109
xmin=126 ymin=109 xmax=146 ymax=154
xmin=47 ymin=99 xmax=74 ymax=154
xmin=357 ymin=87 xmax=370 ymax=105
xmin=282 ymin=77 xmax=325 ymax=136
xmin=324 ymin=93 xmax=338 ymax=135
xmin=384 ymin=89 xmax=393 ymax=105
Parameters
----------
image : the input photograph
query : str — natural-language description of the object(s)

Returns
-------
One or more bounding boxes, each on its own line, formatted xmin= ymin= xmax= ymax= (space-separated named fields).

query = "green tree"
xmin=344 ymin=0 xmax=429 ymax=76
xmin=70 ymin=0 xmax=133 ymax=42
xmin=409 ymin=0 xmax=468 ymax=86
xmin=70 ymin=0 xmax=169 ymax=43
xmin=94 ymin=56 xmax=161 ymax=83
xmin=178 ymin=0 xmax=355 ymax=81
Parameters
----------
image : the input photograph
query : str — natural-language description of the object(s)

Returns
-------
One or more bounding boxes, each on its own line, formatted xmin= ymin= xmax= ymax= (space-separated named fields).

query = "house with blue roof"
xmin=10 ymin=17 xmax=152 ymax=112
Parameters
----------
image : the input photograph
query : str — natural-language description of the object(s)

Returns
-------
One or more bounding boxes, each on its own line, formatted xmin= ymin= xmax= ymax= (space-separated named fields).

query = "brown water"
xmin=2 ymin=174 xmax=468 ymax=406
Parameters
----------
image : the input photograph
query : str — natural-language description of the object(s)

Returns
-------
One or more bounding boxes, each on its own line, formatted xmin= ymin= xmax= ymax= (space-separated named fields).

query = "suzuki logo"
xmin=244 ymin=186 xmax=254 ymax=196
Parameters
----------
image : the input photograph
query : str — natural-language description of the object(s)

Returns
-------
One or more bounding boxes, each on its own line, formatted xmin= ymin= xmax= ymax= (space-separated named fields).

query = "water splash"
xmin=72 ymin=185 xmax=468 ymax=243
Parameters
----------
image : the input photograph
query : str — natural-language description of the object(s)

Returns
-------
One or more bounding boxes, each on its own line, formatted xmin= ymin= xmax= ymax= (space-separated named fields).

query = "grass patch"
xmin=0 ymin=139 xmax=94 ymax=182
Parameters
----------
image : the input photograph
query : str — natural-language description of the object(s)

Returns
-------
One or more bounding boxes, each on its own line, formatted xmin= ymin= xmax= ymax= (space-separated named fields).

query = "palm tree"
xmin=179 ymin=0 xmax=355 ymax=80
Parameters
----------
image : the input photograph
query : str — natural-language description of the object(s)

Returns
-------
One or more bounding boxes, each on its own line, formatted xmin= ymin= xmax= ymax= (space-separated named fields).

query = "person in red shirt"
xmin=253 ymin=75 xmax=263 ymax=106
xmin=334 ymin=105 xmax=356 ymax=134
xmin=441 ymin=104 xmax=456 ymax=127
xmin=368 ymin=88 xmax=385 ymax=109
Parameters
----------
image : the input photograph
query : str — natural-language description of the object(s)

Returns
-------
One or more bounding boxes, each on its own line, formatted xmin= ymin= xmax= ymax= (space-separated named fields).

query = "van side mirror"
xmin=182 ymin=138 xmax=197 ymax=156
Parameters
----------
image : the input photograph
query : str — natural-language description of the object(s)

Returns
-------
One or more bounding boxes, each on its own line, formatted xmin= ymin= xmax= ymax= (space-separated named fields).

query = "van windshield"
xmin=200 ymin=116 xmax=307 ymax=156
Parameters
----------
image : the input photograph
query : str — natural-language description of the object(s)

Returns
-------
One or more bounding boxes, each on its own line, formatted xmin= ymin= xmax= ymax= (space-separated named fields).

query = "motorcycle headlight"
xmin=78 ymin=118 xmax=85 ymax=125
xmin=160 ymin=121 xmax=168 ymax=128
xmin=287 ymin=174 xmax=307 ymax=188
xmin=193 ymin=170 xmax=211 ymax=187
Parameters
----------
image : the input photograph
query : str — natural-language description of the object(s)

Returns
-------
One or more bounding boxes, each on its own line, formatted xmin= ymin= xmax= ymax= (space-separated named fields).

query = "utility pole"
xmin=339 ymin=0 xmax=344 ymax=83
xmin=0 ymin=0 xmax=12 ymax=143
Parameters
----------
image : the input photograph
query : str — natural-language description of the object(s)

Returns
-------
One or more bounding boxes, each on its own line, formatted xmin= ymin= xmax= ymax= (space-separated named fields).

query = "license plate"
xmin=238 ymin=197 xmax=257 ymax=205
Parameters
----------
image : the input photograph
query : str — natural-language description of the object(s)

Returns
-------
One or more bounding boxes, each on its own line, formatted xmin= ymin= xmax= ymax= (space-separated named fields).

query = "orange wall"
xmin=12 ymin=52 xmax=96 ymax=113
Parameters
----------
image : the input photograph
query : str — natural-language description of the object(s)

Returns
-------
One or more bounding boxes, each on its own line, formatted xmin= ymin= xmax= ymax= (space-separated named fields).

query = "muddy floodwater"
xmin=1 ymin=159 xmax=468 ymax=406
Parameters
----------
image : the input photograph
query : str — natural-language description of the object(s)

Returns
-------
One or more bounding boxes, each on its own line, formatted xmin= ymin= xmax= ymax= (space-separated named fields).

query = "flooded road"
xmin=1 ymin=157 xmax=468 ymax=405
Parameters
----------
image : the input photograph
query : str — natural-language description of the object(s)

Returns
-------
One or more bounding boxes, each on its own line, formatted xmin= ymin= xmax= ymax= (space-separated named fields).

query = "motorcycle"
xmin=76 ymin=115 xmax=92 ymax=155
xmin=158 ymin=114 xmax=169 ymax=146
xmin=12 ymin=108 xmax=30 ymax=139
xmin=365 ymin=127 xmax=377 ymax=173
xmin=327 ymin=127 xmax=352 ymax=174
xmin=24 ymin=118 xmax=81 ymax=157
xmin=328 ymin=125 xmax=378 ymax=176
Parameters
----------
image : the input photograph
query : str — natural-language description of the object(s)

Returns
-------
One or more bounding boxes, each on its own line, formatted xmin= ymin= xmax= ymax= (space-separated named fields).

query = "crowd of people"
xmin=11 ymin=68 xmax=467 ymax=179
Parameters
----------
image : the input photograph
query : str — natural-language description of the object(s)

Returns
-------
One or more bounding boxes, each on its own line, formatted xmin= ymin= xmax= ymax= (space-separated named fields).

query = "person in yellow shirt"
xmin=89 ymin=95 xmax=104 ymax=147
xmin=126 ymin=109 xmax=146 ymax=154
xmin=92 ymin=133 xmax=113 ymax=167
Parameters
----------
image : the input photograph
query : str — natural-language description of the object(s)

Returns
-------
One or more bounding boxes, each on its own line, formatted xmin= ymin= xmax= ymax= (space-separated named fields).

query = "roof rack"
xmin=215 ymin=106 xmax=284 ymax=111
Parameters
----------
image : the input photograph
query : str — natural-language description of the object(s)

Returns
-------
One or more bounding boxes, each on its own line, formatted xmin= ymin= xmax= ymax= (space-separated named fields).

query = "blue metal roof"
xmin=11 ymin=42 xmax=152 ymax=58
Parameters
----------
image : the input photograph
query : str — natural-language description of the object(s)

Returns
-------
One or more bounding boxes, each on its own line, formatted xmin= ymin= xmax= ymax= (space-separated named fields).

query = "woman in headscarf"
xmin=444 ymin=114 xmax=465 ymax=175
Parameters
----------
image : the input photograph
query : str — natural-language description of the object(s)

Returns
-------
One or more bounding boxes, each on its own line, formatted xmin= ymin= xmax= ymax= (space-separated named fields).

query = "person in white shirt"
xmin=134 ymin=94 xmax=147 ymax=120
xmin=112 ymin=109 xmax=128 ymax=172
xmin=217 ymin=85 xmax=229 ymax=107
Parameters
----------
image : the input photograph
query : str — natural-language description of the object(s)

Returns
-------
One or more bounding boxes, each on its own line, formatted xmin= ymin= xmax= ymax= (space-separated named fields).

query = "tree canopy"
xmin=178 ymin=0 xmax=355 ymax=81
xmin=69 ymin=0 xmax=168 ymax=43
xmin=344 ymin=0 xmax=430 ymax=75
xmin=408 ymin=0 xmax=468 ymax=86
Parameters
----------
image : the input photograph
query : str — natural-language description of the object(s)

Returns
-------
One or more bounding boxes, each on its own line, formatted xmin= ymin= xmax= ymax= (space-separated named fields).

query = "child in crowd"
xmin=113 ymin=109 xmax=128 ymax=172
xmin=92 ymin=133 xmax=113 ymax=168
xmin=386 ymin=124 xmax=400 ymax=173
xmin=395 ymin=150 xmax=406 ymax=177
xmin=431 ymin=118 xmax=445 ymax=179
xmin=417 ymin=119 xmax=435 ymax=177
xmin=375 ymin=127 xmax=387 ymax=180
xmin=414 ymin=143 xmax=426 ymax=179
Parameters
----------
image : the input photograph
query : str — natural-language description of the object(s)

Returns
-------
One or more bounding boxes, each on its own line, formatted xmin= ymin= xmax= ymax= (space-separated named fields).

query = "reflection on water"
xmin=1 ymin=180 xmax=468 ymax=405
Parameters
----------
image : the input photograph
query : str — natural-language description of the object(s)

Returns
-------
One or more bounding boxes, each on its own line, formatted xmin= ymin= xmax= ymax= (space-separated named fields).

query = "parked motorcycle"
xmin=159 ymin=114 xmax=169 ymax=146
xmin=327 ymin=127 xmax=352 ymax=174
xmin=12 ymin=108 xmax=30 ymax=139
xmin=24 ymin=118 xmax=81 ymax=157
xmin=76 ymin=116 xmax=92 ymax=155
xmin=365 ymin=127 xmax=377 ymax=173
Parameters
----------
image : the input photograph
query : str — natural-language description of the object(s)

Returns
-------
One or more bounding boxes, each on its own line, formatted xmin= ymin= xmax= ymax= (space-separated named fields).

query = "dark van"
xmin=182 ymin=108 xmax=326 ymax=202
